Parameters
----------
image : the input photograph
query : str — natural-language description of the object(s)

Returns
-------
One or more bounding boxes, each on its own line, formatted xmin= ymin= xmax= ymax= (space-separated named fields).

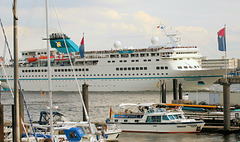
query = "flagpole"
xmin=83 ymin=33 xmax=86 ymax=84
xmin=224 ymin=24 xmax=227 ymax=83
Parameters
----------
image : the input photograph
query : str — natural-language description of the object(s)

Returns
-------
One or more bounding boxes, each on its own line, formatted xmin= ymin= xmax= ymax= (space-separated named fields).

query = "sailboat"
xmin=30 ymin=0 xmax=107 ymax=141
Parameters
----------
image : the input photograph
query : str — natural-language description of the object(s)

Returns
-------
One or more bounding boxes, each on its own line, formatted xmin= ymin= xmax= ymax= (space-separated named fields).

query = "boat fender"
xmin=105 ymin=118 xmax=110 ymax=123
xmin=235 ymin=113 xmax=239 ymax=119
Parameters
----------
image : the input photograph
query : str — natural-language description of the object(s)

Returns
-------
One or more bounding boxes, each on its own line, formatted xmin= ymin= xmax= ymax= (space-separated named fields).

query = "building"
xmin=197 ymin=56 xmax=240 ymax=70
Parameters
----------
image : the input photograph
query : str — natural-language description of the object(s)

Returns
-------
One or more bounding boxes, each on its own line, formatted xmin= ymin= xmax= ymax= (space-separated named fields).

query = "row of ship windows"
xmin=115 ymin=66 xmax=168 ymax=71
xmin=108 ymin=59 xmax=160 ymax=63
xmin=21 ymin=68 xmax=90 ymax=73
xmin=0 ymin=72 xmax=169 ymax=78
xmin=177 ymin=66 xmax=200 ymax=69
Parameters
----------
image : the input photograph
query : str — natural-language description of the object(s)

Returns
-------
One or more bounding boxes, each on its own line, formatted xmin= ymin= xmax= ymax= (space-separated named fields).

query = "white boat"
xmin=0 ymin=27 xmax=227 ymax=92
xmin=107 ymin=103 xmax=205 ymax=133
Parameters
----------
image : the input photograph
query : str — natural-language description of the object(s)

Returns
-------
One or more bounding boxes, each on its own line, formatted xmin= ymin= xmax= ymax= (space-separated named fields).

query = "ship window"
xmin=173 ymin=115 xmax=179 ymax=119
xmin=184 ymin=66 xmax=188 ymax=69
xmin=86 ymin=68 xmax=89 ymax=71
xmin=156 ymin=59 xmax=159 ymax=61
xmin=143 ymin=59 xmax=147 ymax=62
xmin=157 ymin=73 xmax=159 ymax=75
xmin=136 ymin=67 xmax=139 ymax=70
xmin=149 ymin=73 xmax=151 ymax=75
xmin=135 ymin=120 xmax=139 ymax=123
xmin=189 ymin=66 xmax=193 ymax=68
xmin=131 ymin=60 xmax=134 ymax=62
xmin=144 ymin=67 xmax=147 ymax=70
xmin=162 ymin=115 xmax=169 ymax=120
xmin=156 ymin=67 xmax=160 ymax=70
xmin=161 ymin=66 xmax=164 ymax=69
xmin=79 ymin=69 xmax=81 ymax=71
xmin=22 ymin=70 xmax=25 ymax=72
xmin=165 ymin=66 xmax=168 ymax=69
xmin=75 ymin=69 xmax=78 ymax=71
xmin=32 ymin=70 xmax=34 ymax=72
xmin=105 ymin=74 xmax=107 ymax=76
xmin=162 ymin=73 xmax=164 ymax=75
xmin=124 ymin=120 xmax=128 ymax=122
xmin=140 ymin=67 xmax=143 ymax=70
xmin=65 ymin=69 xmax=67 ymax=72
xmin=168 ymin=115 xmax=174 ymax=120
xmin=179 ymin=58 xmax=183 ymax=60
xmin=120 ymin=68 xmax=123 ymax=71
xmin=114 ymin=120 xmax=118 ymax=122
xmin=148 ymin=59 xmax=151 ymax=61
xmin=116 ymin=68 xmax=119 ymax=71
xmin=120 ymin=60 xmax=122 ymax=62
xmin=82 ymin=69 xmax=84 ymax=71
xmin=108 ymin=61 xmax=111 ymax=63
xmin=124 ymin=68 xmax=127 ymax=70
xmin=132 ymin=67 xmax=135 ymax=70
xmin=173 ymin=58 xmax=177 ymax=60
xmin=128 ymin=67 xmax=131 ymax=70
xmin=112 ymin=60 xmax=115 ymax=63
xmin=178 ymin=66 xmax=182 ymax=69
xmin=166 ymin=73 xmax=168 ymax=75
xmin=136 ymin=60 xmax=139 ymax=62
xmin=124 ymin=60 xmax=127 ymax=62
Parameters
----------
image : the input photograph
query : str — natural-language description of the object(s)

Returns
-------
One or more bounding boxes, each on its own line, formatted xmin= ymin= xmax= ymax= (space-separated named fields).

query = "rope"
xmin=51 ymin=0 xmax=93 ymax=133
xmin=0 ymin=19 xmax=38 ymax=142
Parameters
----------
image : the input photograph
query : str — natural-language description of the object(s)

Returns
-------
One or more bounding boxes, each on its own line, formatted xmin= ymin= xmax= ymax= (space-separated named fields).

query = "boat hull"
xmin=115 ymin=122 xmax=205 ymax=133
xmin=0 ymin=68 xmax=224 ymax=91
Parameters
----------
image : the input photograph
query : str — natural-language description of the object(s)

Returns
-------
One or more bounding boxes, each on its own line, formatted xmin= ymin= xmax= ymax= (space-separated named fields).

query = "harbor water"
xmin=1 ymin=88 xmax=240 ymax=141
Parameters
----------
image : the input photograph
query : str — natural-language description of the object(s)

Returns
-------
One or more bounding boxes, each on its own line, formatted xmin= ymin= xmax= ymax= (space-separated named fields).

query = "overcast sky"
xmin=0 ymin=0 xmax=239 ymax=59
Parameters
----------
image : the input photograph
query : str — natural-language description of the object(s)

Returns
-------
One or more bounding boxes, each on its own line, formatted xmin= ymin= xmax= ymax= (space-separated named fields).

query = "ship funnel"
xmin=50 ymin=33 xmax=79 ymax=53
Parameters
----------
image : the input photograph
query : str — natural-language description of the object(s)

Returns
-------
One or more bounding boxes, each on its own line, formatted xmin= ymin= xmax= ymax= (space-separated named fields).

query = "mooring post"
xmin=179 ymin=83 xmax=182 ymax=100
xmin=82 ymin=83 xmax=89 ymax=121
xmin=12 ymin=104 xmax=15 ymax=140
xmin=173 ymin=79 xmax=178 ymax=100
xmin=0 ymin=104 xmax=4 ymax=141
xmin=223 ymin=82 xmax=230 ymax=131
xmin=162 ymin=82 xmax=166 ymax=103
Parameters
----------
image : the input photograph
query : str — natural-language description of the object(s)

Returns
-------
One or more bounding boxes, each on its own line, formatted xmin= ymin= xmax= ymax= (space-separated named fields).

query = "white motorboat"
xmin=108 ymin=103 xmax=205 ymax=133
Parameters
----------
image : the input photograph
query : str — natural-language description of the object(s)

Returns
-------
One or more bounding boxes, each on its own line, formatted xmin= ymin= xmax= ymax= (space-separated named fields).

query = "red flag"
xmin=110 ymin=107 xmax=114 ymax=119
xmin=42 ymin=92 xmax=46 ymax=96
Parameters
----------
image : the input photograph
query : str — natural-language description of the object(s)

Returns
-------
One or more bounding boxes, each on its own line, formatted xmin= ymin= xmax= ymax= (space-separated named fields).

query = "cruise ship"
xmin=0 ymin=32 xmax=226 ymax=92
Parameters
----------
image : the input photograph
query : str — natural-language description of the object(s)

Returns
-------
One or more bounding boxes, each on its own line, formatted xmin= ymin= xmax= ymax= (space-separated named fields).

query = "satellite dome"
xmin=114 ymin=40 xmax=121 ymax=49
xmin=151 ymin=36 xmax=159 ymax=45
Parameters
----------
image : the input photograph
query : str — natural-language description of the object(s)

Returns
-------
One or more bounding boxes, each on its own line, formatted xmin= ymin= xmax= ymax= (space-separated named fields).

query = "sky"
xmin=0 ymin=0 xmax=239 ymax=59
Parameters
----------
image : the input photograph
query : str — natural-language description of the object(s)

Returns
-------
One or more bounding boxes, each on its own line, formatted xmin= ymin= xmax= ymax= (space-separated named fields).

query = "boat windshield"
xmin=173 ymin=115 xmax=179 ymax=119
xmin=168 ymin=115 xmax=174 ymax=120
xmin=162 ymin=115 xmax=169 ymax=120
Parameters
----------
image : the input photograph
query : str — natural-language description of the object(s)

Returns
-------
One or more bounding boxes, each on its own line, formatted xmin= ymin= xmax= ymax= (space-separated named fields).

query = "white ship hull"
xmin=0 ymin=66 xmax=224 ymax=92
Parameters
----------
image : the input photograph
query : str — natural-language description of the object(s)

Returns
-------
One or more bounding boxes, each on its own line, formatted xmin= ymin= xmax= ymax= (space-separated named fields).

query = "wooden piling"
xmin=223 ymin=82 xmax=230 ymax=131
xmin=0 ymin=105 xmax=4 ymax=141
xmin=82 ymin=83 xmax=89 ymax=121
xmin=179 ymin=83 xmax=183 ymax=100
xmin=161 ymin=82 xmax=166 ymax=103
xmin=173 ymin=79 xmax=178 ymax=100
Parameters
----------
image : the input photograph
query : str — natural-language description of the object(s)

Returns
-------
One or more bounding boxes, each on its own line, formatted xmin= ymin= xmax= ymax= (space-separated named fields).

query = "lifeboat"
xmin=39 ymin=56 xmax=55 ymax=62
xmin=27 ymin=57 xmax=38 ymax=62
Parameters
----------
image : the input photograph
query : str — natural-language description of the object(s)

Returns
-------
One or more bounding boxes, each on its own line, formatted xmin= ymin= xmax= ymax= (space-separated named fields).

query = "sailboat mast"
xmin=45 ymin=0 xmax=54 ymax=140
xmin=13 ymin=0 xmax=21 ymax=141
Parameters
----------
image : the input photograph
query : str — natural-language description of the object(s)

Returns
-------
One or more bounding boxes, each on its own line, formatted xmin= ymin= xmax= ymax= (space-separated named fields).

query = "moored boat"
xmin=107 ymin=103 xmax=205 ymax=133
